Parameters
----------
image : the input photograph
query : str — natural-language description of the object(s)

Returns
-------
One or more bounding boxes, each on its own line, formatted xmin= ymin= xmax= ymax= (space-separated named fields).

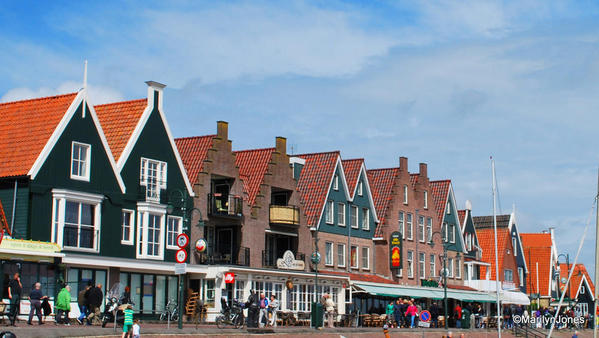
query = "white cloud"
xmin=1 ymin=81 xmax=123 ymax=104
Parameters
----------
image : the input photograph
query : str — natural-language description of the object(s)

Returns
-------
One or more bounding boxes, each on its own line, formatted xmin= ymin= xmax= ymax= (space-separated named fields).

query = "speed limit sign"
xmin=176 ymin=233 xmax=189 ymax=248
xmin=175 ymin=249 xmax=188 ymax=263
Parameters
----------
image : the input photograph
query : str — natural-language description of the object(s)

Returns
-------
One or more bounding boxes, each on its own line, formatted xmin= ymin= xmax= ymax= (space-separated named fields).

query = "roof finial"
xmin=83 ymin=60 xmax=88 ymax=89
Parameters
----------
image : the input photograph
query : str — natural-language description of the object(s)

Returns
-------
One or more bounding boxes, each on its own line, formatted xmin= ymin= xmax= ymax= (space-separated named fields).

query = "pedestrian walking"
xmin=55 ymin=285 xmax=72 ymax=325
xmin=324 ymin=294 xmax=336 ymax=328
xmin=77 ymin=285 xmax=91 ymax=325
xmin=385 ymin=301 xmax=394 ymax=327
xmin=405 ymin=301 xmax=418 ymax=328
xmin=87 ymin=284 xmax=103 ymax=325
xmin=392 ymin=299 xmax=402 ymax=328
xmin=8 ymin=273 xmax=22 ymax=326
xmin=268 ymin=295 xmax=279 ymax=327
xmin=246 ymin=290 xmax=259 ymax=328
xmin=121 ymin=304 xmax=133 ymax=338
xmin=454 ymin=303 xmax=462 ymax=328
xmin=258 ymin=293 xmax=269 ymax=328
xmin=430 ymin=302 xmax=440 ymax=328
xmin=27 ymin=282 xmax=47 ymax=325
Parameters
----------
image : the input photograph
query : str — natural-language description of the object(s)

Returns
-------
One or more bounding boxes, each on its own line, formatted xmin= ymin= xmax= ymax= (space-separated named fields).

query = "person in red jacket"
xmin=454 ymin=303 xmax=462 ymax=328
xmin=405 ymin=301 xmax=418 ymax=328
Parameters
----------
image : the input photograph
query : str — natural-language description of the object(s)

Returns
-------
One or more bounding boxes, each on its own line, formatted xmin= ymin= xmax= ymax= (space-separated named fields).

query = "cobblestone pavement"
xmin=0 ymin=323 xmax=590 ymax=338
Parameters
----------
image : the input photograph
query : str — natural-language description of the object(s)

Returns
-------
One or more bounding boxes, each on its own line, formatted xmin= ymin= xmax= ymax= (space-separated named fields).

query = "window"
xmin=512 ymin=237 xmax=517 ymax=256
xmin=407 ymin=251 xmax=414 ymax=278
xmin=443 ymin=223 xmax=448 ymax=242
xmin=325 ymin=242 xmax=333 ymax=266
xmin=337 ymin=203 xmax=346 ymax=226
xmin=362 ymin=247 xmax=369 ymax=270
xmin=166 ymin=216 xmax=182 ymax=249
xmin=504 ymin=269 xmax=513 ymax=282
xmin=333 ymin=175 xmax=339 ymax=190
xmin=71 ymin=142 xmax=91 ymax=181
xmin=455 ymin=257 xmax=461 ymax=279
xmin=350 ymin=245 xmax=358 ymax=268
xmin=426 ymin=217 xmax=433 ymax=242
xmin=430 ymin=254 xmax=436 ymax=277
xmin=446 ymin=202 xmax=450 ymax=214
xmin=51 ymin=189 xmax=102 ymax=252
xmin=358 ymin=181 xmax=363 ymax=196
xmin=121 ymin=209 xmax=134 ymax=245
xmin=406 ymin=213 xmax=413 ymax=240
xmin=136 ymin=203 xmax=166 ymax=260
xmin=399 ymin=212 xmax=405 ymax=239
xmin=518 ymin=267 xmax=524 ymax=287
xmin=337 ymin=244 xmax=346 ymax=267
xmin=350 ymin=206 xmax=358 ymax=228
xmin=325 ymin=200 xmax=334 ymax=224
xmin=419 ymin=253 xmax=426 ymax=279
xmin=403 ymin=185 xmax=408 ymax=204
xmin=448 ymin=258 xmax=454 ymax=277
xmin=418 ymin=216 xmax=425 ymax=242
xmin=581 ymin=285 xmax=586 ymax=294
xmin=140 ymin=158 xmax=167 ymax=201
xmin=424 ymin=191 xmax=428 ymax=209
xmin=362 ymin=208 xmax=369 ymax=230
xmin=449 ymin=224 xmax=456 ymax=243
xmin=235 ymin=280 xmax=246 ymax=301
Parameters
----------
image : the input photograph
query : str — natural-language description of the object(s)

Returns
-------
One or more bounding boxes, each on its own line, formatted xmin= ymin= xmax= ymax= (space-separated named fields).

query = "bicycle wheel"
xmin=171 ymin=311 xmax=179 ymax=322
xmin=160 ymin=312 xmax=167 ymax=322
xmin=216 ymin=315 xmax=225 ymax=329
xmin=234 ymin=313 xmax=245 ymax=329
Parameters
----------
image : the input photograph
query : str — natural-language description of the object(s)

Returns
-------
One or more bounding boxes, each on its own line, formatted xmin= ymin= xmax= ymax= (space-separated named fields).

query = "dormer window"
xmin=513 ymin=237 xmax=517 ymax=256
xmin=71 ymin=142 xmax=91 ymax=181
xmin=446 ymin=202 xmax=450 ymax=214
xmin=358 ymin=181 xmax=363 ymax=196
xmin=333 ymin=175 xmax=339 ymax=190
xmin=140 ymin=158 xmax=167 ymax=201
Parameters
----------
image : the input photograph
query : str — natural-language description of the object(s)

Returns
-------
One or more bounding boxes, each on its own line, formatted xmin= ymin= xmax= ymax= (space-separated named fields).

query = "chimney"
xmin=419 ymin=163 xmax=427 ymax=179
xmin=276 ymin=136 xmax=287 ymax=154
xmin=217 ymin=121 xmax=228 ymax=140
xmin=399 ymin=157 xmax=408 ymax=172
xmin=145 ymin=81 xmax=166 ymax=112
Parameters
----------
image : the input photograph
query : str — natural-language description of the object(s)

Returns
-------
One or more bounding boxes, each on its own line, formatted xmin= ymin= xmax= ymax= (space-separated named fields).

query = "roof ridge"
xmin=342 ymin=158 xmax=364 ymax=162
xmin=367 ymin=167 xmax=399 ymax=172
xmin=175 ymin=134 xmax=217 ymax=141
xmin=292 ymin=150 xmax=340 ymax=157
xmin=430 ymin=179 xmax=451 ymax=183
xmin=234 ymin=147 xmax=276 ymax=154
xmin=0 ymin=92 xmax=78 ymax=106
xmin=94 ymin=98 xmax=146 ymax=107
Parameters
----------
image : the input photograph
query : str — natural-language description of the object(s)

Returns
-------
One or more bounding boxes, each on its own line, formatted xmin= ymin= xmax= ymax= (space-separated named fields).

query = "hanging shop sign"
xmin=390 ymin=231 xmax=402 ymax=269
xmin=277 ymin=250 xmax=306 ymax=270
xmin=195 ymin=239 xmax=207 ymax=253
xmin=224 ymin=273 xmax=235 ymax=284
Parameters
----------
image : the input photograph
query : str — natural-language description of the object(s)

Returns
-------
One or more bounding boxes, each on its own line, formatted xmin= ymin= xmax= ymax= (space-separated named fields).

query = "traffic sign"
xmin=176 ymin=233 xmax=189 ymax=248
xmin=224 ymin=272 xmax=235 ymax=284
xmin=420 ymin=310 xmax=431 ymax=323
xmin=175 ymin=249 xmax=188 ymax=263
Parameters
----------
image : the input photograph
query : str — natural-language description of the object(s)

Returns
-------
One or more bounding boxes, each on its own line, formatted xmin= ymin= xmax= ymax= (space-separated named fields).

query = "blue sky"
xmin=3 ymin=1 xmax=599 ymax=278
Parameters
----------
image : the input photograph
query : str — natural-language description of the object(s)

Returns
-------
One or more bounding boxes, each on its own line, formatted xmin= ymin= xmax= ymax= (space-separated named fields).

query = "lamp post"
xmin=557 ymin=253 xmax=571 ymax=309
xmin=167 ymin=189 xmax=205 ymax=330
xmin=429 ymin=231 xmax=448 ymax=329
xmin=310 ymin=227 xmax=321 ymax=329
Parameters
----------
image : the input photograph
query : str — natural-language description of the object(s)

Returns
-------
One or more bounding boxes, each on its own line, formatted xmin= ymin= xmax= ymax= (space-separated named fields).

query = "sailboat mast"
xmin=492 ymin=158 xmax=501 ymax=338
xmin=594 ymin=167 xmax=599 ymax=338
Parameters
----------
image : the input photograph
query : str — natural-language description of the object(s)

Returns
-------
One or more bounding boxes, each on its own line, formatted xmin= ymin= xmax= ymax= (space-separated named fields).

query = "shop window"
xmin=235 ymin=280 xmax=245 ymax=301
xmin=140 ymin=157 xmax=167 ymax=201
xmin=156 ymin=276 xmax=166 ymax=312
xmin=205 ymin=279 xmax=215 ymax=308
xmin=288 ymin=285 xmax=298 ymax=311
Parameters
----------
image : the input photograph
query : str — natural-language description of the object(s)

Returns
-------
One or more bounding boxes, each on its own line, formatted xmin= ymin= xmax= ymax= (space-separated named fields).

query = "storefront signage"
xmin=224 ymin=272 xmax=235 ymax=284
xmin=389 ymin=231 xmax=402 ymax=269
xmin=277 ymin=250 xmax=305 ymax=270
xmin=0 ymin=238 xmax=61 ymax=253
xmin=175 ymin=263 xmax=186 ymax=275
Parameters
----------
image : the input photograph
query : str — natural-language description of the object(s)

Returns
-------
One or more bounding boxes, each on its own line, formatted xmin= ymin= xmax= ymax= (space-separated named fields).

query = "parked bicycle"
xmin=160 ymin=299 xmax=179 ymax=322
xmin=215 ymin=297 xmax=244 ymax=329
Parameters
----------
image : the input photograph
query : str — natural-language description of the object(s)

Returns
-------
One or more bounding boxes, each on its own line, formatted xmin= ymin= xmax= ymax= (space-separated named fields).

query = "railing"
xmin=207 ymin=194 xmax=243 ymax=217
xmin=63 ymin=226 xmax=98 ymax=250
xmin=269 ymin=205 xmax=300 ymax=225
xmin=262 ymin=250 xmax=305 ymax=268
xmin=512 ymin=323 xmax=545 ymax=338
xmin=197 ymin=247 xmax=250 ymax=266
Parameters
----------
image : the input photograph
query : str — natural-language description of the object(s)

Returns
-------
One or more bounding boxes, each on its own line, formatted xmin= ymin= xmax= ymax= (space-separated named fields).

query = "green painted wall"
xmin=463 ymin=213 xmax=478 ymax=258
xmin=443 ymin=192 xmax=465 ymax=253
xmin=0 ymin=180 xmax=30 ymax=239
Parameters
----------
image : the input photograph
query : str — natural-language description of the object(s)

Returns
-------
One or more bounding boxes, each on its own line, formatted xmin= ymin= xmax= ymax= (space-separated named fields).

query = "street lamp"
xmin=167 ymin=189 xmax=205 ymax=330
xmin=429 ymin=231 xmax=449 ymax=329
xmin=557 ymin=253 xmax=571 ymax=309
xmin=310 ymin=227 xmax=321 ymax=329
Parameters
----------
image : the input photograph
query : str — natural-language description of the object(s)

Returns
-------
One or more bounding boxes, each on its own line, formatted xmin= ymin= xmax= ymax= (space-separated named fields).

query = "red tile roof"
xmin=175 ymin=135 xmax=216 ymax=185
xmin=367 ymin=168 xmax=399 ymax=237
xmin=323 ymin=270 xmax=396 ymax=284
xmin=0 ymin=93 xmax=78 ymax=178
xmin=234 ymin=148 xmax=275 ymax=206
xmin=0 ymin=199 xmax=10 ymax=236
xmin=476 ymin=227 xmax=512 ymax=281
xmin=430 ymin=180 xmax=451 ymax=223
xmin=295 ymin=152 xmax=340 ymax=227
xmin=342 ymin=159 xmax=363 ymax=198
xmin=409 ymin=173 xmax=419 ymax=188
xmin=95 ymin=99 xmax=147 ymax=162
xmin=559 ymin=263 xmax=595 ymax=300
xmin=458 ymin=210 xmax=466 ymax=226
xmin=521 ymin=233 xmax=553 ymax=296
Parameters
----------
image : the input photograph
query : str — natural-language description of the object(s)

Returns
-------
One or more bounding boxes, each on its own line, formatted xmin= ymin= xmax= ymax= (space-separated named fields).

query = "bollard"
xmin=383 ymin=323 xmax=390 ymax=338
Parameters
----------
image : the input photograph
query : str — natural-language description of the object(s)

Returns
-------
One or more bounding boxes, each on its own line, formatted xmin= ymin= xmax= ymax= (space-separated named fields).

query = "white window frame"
xmin=443 ymin=222 xmax=448 ymax=242
xmin=350 ymin=205 xmax=358 ymax=228
xmin=513 ymin=237 xmax=517 ymax=256
xmin=121 ymin=209 xmax=134 ymax=245
xmin=362 ymin=208 xmax=369 ymax=230
xmin=51 ymin=189 xmax=103 ymax=253
xmin=504 ymin=269 xmax=513 ymax=282
xmin=406 ymin=213 xmax=413 ymax=241
xmin=448 ymin=258 xmax=454 ymax=277
xmin=358 ymin=181 xmax=363 ymax=196
xmin=403 ymin=185 xmax=408 ymax=204
xmin=70 ymin=141 xmax=91 ymax=181
xmin=399 ymin=212 xmax=405 ymax=239
xmin=580 ymin=284 xmax=586 ymax=294
xmin=166 ymin=215 xmax=183 ymax=250
xmin=325 ymin=242 xmax=334 ymax=266
xmin=337 ymin=203 xmax=346 ymax=226
xmin=423 ymin=190 xmax=428 ymax=209
xmin=350 ymin=245 xmax=358 ymax=269
xmin=426 ymin=217 xmax=433 ymax=242
xmin=333 ymin=175 xmax=339 ymax=190
xmin=455 ymin=257 xmax=461 ymax=279
xmin=446 ymin=202 xmax=451 ymax=214
xmin=362 ymin=247 xmax=369 ymax=270
xmin=418 ymin=216 xmax=425 ymax=242
xmin=337 ymin=243 xmax=346 ymax=267
xmin=140 ymin=157 xmax=167 ymax=202
xmin=450 ymin=224 xmax=456 ymax=243
xmin=136 ymin=202 xmax=166 ymax=260
xmin=430 ymin=254 xmax=436 ymax=278
xmin=325 ymin=200 xmax=334 ymax=224
xmin=407 ymin=250 xmax=414 ymax=278
xmin=419 ymin=252 xmax=426 ymax=279
xmin=518 ymin=267 xmax=524 ymax=287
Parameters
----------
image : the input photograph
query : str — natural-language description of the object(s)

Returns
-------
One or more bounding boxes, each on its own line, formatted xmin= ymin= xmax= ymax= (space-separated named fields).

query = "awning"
xmin=501 ymin=290 xmax=530 ymax=305
xmin=354 ymin=283 xmax=496 ymax=303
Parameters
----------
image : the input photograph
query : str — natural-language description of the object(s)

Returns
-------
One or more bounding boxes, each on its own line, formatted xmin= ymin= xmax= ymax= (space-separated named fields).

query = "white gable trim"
xmin=508 ymin=212 xmax=529 ymax=274
xmin=315 ymin=155 xmax=351 ymax=230
xmin=575 ymin=274 xmax=595 ymax=301
xmin=447 ymin=184 xmax=467 ymax=254
xmin=28 ymin=90 xmax=126 ymax=193
xmin=115 ymin=89 xmax=194 ymax=197
xmin=353 ymin=162 xmax=380 ymax=224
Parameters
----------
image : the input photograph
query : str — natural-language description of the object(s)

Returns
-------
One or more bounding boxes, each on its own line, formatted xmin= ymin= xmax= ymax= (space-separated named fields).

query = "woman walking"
xmin=405 ymin=301 xmax=418 ymax=328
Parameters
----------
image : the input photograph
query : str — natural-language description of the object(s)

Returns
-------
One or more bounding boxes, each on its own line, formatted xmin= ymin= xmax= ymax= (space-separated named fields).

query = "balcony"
xmin=197 ymin=247 xmax=250 ymax=266
xmin=262 ymin=249 xmax=305 ymax=268
xmin=269 ymin=205 xmax=300 ymax=225
xmin=464 ymin=279 xmax=502 ymax=292
xmin=207 ymin=193 xmax=243 ymax=218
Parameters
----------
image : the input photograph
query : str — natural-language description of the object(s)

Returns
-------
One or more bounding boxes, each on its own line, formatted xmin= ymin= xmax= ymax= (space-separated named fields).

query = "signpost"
xmin=418 ymin=310 xmax=431 ymax=327
xmin=175 ymin=233 xmax=189 ymax=329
